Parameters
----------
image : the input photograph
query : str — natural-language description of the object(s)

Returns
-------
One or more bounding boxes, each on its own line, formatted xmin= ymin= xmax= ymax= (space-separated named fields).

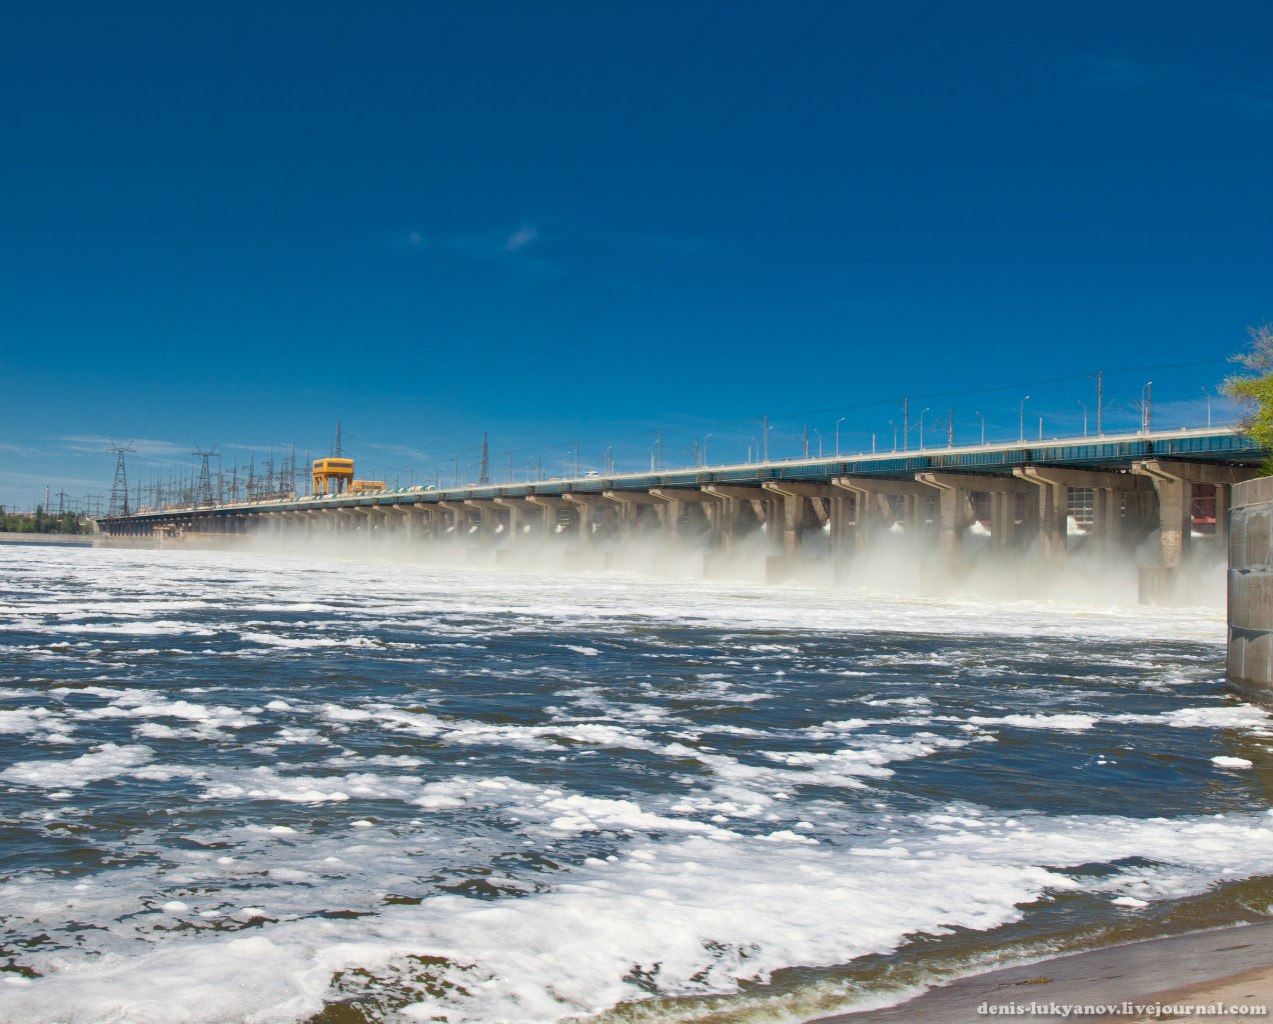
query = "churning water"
xmin=1 ymin=543 xmax=1271 ymax=1024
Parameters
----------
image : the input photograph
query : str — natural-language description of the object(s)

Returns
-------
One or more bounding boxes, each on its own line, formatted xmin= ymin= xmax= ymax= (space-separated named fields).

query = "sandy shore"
xmin=808 ymin=922 xmax=1273 ymax=1023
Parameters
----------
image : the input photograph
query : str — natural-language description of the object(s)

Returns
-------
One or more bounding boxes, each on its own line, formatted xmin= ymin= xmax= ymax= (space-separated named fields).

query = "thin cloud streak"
xmin=1076 ymin=54 xmax=1273 ymax=120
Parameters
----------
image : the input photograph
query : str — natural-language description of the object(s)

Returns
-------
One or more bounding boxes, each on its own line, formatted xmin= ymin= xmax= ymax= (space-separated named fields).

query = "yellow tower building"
xmin=312 ymin=457 xmax=354 ymax=495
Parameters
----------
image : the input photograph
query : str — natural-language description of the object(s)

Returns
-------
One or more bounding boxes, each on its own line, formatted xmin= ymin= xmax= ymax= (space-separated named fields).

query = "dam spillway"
xmin=98 ymin=426 xmax=1262 ymax=599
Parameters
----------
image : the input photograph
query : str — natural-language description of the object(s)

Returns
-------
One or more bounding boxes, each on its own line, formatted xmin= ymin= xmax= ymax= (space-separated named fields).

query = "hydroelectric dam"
xmin=98 ymin=426 xmax=1263 ymax=602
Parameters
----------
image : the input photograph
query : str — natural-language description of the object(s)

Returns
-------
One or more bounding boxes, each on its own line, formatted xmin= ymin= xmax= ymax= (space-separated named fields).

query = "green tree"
xmin=1225 ymin=323 xmax=1273 ymax=474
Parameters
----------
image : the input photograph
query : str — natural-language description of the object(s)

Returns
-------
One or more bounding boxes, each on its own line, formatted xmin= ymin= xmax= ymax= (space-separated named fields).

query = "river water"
xmin=0 ymin=542 xmax=1271 ymax=1024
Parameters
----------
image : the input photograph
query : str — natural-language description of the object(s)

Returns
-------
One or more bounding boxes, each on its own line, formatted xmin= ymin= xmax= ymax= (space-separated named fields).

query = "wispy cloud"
xmin=1076 ymin=54 xmax=1273 ymax=120
xmin=505 ymin=225 xmax=538 ymax=252
xmin=58 ymin=435 xmax=192 ymax=460
xmin=398 ymin=223 xmax=554 ymax=270
xmin=0 ymin=470 xmax=105 ymax=489
xmin=0 ymin=442 xmax=48 ymax=457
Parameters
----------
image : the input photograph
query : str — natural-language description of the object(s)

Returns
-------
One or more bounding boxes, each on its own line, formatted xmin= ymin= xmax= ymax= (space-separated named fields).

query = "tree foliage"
xmin=1224 ymin=323 xmax=1273 ymax=474
xmin=0 ymin=506 xmax=90 ymax=534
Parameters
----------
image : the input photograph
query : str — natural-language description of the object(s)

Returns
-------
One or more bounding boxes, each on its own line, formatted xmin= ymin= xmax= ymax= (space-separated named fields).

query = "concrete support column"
xmin=526 ymin=495 xmax=575 ymax=540
xmin=761 ymin=482 xmax=835 ymax=558
xmin=659 ymin=498 xmax=684 ymax=539
xmin=834 ymin=477 xmax=936 ymax=550
xmin=560 ymin=494 xmax=615 ymax=568
xmin=702 ymin=486 xmax=765 ymax=550
xmin=989 ymin=492 xmax=1014 ymax=552
xmin=604 ymin=491 xmax=662 ymax=540
xmin=1091 ymin=488 xmax=1119 ymax=550
xmin=1132 ymin=460 xmax=1256 ymax=602
xmin=1015 ymin=466 xmax=1154 ymax=560
xmin=1216 ymin=483 xmax=1232 ymax=554
xmin=438 ymin=501 xmax=471 ymax=540
xmin=418 ymin=504 xmax=443 ymax=539
xmin=1129 ymin=460 xmax=1257 ymax=569
xmin=563 ymin=493 xmax=613 ymax=547
xmin=761 ymin=497 xmax=783 ymax=550
xmin=914 ymin=475 xmax=970 ymax=563
xmin=392 ymin=505 xmax=418 ymax=540
xmin=464 ymin=499 xmax=500 ymax=544
xmin=495 ymin=498 xmax=531 ymax=542
xmin=650 ymin=489 xmax=720 ymax=545
xmin=1040 ymin=482 xmax=1068 ymax=558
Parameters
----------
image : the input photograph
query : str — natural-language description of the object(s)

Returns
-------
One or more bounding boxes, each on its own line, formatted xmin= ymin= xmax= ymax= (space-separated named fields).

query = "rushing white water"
xmin=0 ymin=544 xmax=1268 ymax=1024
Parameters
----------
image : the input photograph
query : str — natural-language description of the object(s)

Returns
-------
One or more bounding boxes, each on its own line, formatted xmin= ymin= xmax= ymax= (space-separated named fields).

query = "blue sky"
xmin=2 ymin=0 xmax=1270 ymax=509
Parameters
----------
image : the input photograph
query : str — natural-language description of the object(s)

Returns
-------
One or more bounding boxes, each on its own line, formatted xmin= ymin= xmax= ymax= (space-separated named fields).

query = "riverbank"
xmin=812 ymin=922 xmax=1273 ymax=1023
xmin=0 ymin=531 xmax=93 ymax=546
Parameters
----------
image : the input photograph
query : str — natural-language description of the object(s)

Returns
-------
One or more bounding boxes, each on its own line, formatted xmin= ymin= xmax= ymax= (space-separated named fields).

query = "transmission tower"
xmin=193 ymin=447 xmax=219 ymax=507
xmin=106 ymin=442 xmax=136 ymax=517
xmin=334 ymin=418 xmax=343 ymax=457
xmin=479 ymin=432 xmax=489 ymax=485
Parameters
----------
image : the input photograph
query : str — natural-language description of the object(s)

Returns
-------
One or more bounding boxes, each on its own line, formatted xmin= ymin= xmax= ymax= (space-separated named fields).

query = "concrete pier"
xmin=1228 ymin=475 xmax=1273 ymax=691
xmin=1134 ymin=460 xmax=1255 ymax=602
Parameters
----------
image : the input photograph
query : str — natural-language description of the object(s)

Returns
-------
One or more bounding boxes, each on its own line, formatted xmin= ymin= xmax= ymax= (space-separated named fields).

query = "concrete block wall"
xmin=1228 ymin=476 xmax=1273 ymax=689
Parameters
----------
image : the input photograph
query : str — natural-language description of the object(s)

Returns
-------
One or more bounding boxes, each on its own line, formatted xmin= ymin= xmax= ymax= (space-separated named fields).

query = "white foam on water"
xmin=2 ymin=796 xmax=1273 ymax=1024
xmin=2 ymin=742 xmax=153 ymax=789
xmin=966 ymin=713 xmax=1101 ymax=731
xmin=0 ymin=707 xmax=77 ymax=744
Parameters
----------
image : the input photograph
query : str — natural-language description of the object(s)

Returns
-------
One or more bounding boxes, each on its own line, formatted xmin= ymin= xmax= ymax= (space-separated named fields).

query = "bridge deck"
xmin=104 ymin=427 xmax=1262 ymax=524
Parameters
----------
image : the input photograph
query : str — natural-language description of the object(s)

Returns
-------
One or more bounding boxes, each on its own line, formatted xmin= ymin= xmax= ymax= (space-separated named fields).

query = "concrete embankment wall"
xmin=1228 ymin=476 xmax=1273 ymax=690
xmin=0 ymin=532 xmax=94 ymax=547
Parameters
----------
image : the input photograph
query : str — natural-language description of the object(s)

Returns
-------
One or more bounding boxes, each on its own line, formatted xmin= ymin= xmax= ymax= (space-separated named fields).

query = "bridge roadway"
xmin=99 ymin=427 xmax=1263 ymax=594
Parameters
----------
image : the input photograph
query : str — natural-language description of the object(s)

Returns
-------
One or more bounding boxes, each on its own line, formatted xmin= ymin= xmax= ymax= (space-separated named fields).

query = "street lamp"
xmin=703 ymin=433 xmax=712 ymax=466
xmin=918 ymin=408 xmax=930 ymax=450
xmin=1201 ymin=387 xmax=1211 ymax=428
xmin=1078 ymin=400 xmax=1087 ymax=437
xmin=888 ymin=420 xmax=898 ymax=452
xmin=813 ymin=428 xmax=822 ymax=458
xmin=974 ymin=410 xmax=985 ymax=444
xmin=835 ymin=417 xmax=846 ymax=457
xmin=1141 ymin=381 xmax=1153 ymax=434
xmin=1019 ymin=395 xmax=1031 ymax=443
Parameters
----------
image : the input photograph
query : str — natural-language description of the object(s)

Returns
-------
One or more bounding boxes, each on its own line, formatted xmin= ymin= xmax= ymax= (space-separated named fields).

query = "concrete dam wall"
xmin=1229 ymin=476 xmax=1273 ymax=690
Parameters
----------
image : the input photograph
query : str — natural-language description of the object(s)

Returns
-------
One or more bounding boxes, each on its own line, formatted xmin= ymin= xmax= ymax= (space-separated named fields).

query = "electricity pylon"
xmin=107 ymin=441 xmax=136 ymax=517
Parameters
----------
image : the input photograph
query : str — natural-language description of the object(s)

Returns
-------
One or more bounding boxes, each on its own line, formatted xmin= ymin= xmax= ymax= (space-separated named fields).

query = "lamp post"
xmin=1201 ymin=387 xmax=1211 ymax=428
xmin=1141 ymin=381 xmax=1153 ymax=434
xmin=888 ymin=420 xmax=898 ymax=452
xmin=835 ymin=417 xmax=845 ymax=457
xmin=1078 ymin=400 xmax=1087 ymax=437
xmin=918 ymin=408 xmax=930 ymax=451
xmin=974 ymin=410 xmax=985 ymax=444
xmin=702 ymin=433 xmax=712 ymax=466
xmin=1019 ymin=395 xmax=1031 ymax=443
